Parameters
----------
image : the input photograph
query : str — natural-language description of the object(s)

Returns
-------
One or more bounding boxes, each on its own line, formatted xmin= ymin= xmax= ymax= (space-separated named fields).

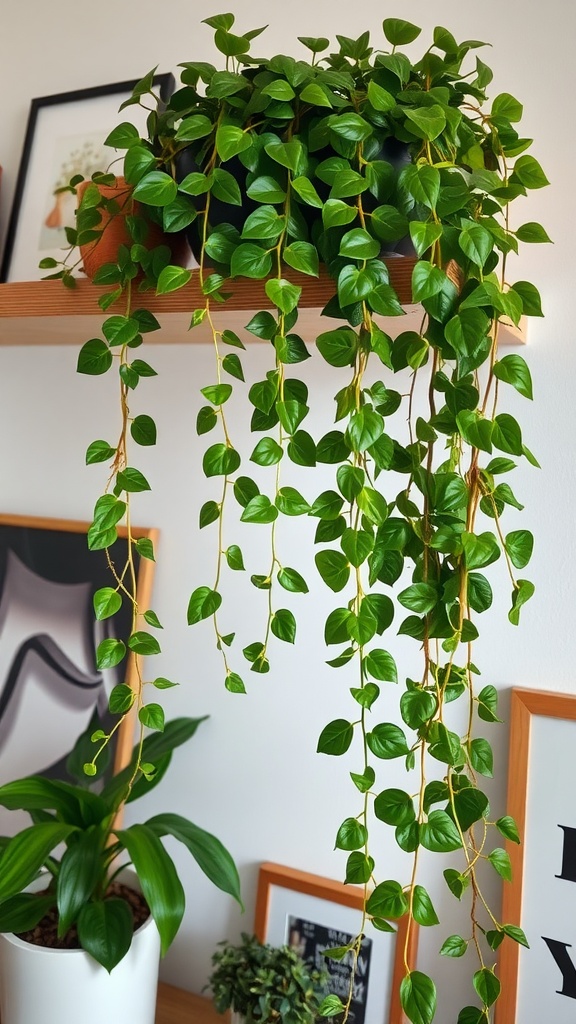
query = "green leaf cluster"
xmin=208 ymin=932 xmax=328 ymax=1023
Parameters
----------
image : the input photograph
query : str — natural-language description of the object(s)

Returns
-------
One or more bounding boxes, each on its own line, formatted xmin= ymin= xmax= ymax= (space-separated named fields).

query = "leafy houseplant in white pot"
xmin=54 ymin=10 xmax=549 ymax=1022
xmin=208 ymin=932 xmax=329 ymax=1024
xmin=0 ymin=717 xmax=242 ymax=1024
xmin=0 ymin=871 xmax=160 ymax=1024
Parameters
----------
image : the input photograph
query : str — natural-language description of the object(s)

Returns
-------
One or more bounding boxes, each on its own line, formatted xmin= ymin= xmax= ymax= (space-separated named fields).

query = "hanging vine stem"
xmin=83 ymin=272 xmax=150 ymax=781
xmin=247 ymin=190 xmax=292 ymax=670
xmin=86 ymin=447 xmax=154 ymax=785
xmin=189 ymin=172 xmax=254 ymax=691
xmin=71 ymin=119 xmax=182 ymax=787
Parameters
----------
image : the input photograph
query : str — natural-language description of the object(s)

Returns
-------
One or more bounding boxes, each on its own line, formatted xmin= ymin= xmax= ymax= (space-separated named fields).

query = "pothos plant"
xmin=62 ymin=11 xmax=549 ymax=1023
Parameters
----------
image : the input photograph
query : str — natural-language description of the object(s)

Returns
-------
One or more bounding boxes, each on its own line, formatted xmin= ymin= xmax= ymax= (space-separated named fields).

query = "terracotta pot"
xmin=77 ymin=177 xmax=189 ymax=280
xmin=0 ymin=870 xmax=160 ymax=1024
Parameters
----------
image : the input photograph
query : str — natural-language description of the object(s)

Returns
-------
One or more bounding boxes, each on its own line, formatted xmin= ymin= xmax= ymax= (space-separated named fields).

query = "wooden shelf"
xmin=0 ymin=262 xmax=525 ymax=346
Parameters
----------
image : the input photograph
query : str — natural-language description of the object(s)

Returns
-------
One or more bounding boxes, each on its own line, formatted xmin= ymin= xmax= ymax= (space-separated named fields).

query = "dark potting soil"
xmin=16 ymin=881 xmax=150 ymax=950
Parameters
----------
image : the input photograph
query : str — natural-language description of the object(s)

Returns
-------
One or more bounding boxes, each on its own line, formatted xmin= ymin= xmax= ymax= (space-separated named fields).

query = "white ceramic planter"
xmin=0 ymin=872 xmax=161 ymax=1024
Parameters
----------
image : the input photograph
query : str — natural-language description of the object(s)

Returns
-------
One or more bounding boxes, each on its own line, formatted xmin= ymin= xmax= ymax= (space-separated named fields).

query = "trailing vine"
xmin=82 ymin=270 xmax=169 ymax=784
xmin=58 ymin=177 xmax=178 ymax=784
xmin=64 ymin=13 xmax=549 ymax=1022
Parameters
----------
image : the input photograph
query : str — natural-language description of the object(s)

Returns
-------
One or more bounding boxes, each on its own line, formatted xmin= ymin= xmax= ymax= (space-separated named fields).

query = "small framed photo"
xmin=498 ymin=688 xmax=576 ymax=1023
xmin=0 ymin=74 xmax=173 ymax=283
xmin=254 ymin=862 xmax=418 ymax=1024
xmin=0 ymin=512 xmax=156 ymax=791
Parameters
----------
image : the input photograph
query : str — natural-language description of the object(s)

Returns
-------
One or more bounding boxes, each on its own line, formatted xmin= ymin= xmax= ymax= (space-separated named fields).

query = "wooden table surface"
xmin=156 ymin=983 xmax=225 ymax=1024
xmin=0 ymin=981 xmax=219 ymax=1023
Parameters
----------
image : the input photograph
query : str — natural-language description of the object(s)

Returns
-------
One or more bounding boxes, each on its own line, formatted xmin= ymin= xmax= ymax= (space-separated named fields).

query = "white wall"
xmin=0 ymin=2 xmax=574 ymax=1019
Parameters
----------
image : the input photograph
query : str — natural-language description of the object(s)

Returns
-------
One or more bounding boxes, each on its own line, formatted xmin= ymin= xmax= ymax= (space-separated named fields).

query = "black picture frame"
xmin=0 ymin=74 xmax=174 ymax=283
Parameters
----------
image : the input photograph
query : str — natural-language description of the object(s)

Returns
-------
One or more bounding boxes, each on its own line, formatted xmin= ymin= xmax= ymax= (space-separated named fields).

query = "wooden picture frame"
xmin=0 ymin=74 xmax=174 ymax=283
xmin=0 ymin=512 xmax=157 ymax=788
xmin=255 ymin=862 xmax=418 ymax=1024
xmin=498 ymin=688 xmax=576 ymax=1022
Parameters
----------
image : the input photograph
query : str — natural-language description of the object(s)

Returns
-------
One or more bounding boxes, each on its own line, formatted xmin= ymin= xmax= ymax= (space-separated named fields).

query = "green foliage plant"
xmin=208 ymin=932 xmax=328 ymax=1024
xmin=0 ymin=718 xmax=242 ymax=971
xmin=66 ymin=11 xmax=549 ymax=1022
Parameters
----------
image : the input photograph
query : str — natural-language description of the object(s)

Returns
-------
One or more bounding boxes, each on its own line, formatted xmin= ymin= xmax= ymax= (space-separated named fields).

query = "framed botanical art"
xmin=255 ymin=862 xmax=418 ymax=1024
xmin=0 ymin=512 xmax=156 ymax=788
xmin=0 ymin=74 xmax=173 ymax=283
xmin=498 ymin=688 xmax=576 ymax=1022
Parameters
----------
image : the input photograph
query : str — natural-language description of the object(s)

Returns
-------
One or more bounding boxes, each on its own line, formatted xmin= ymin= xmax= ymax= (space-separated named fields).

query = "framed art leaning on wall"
xmin=0 ymin=74 xmax=174 ymax=283
xmin=498 ymin=688 xmax=576 ymax=1022
xmin=255 ymin=862 xmax=418 ymax=1024
xmin=0 ymin=512 xmax=156 ymax=788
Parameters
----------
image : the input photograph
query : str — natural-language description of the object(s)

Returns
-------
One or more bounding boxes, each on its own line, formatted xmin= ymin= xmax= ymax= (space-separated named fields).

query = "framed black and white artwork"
xmin=0 ymin=513 xmax=156 ymax=787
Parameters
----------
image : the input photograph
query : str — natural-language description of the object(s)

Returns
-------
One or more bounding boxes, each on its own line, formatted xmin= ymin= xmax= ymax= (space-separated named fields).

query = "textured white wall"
xmin=0 ymin=2 xmax=574 ymax=1019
